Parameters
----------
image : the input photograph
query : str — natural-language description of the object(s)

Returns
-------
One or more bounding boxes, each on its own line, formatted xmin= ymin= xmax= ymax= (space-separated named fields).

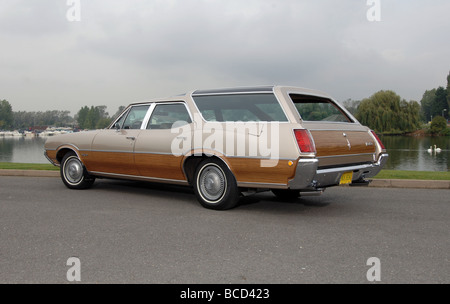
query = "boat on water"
xmin=0 ymin=130 xmax=23 ymax=137
xmin=1 ymin=127 xmax=74 ymax=137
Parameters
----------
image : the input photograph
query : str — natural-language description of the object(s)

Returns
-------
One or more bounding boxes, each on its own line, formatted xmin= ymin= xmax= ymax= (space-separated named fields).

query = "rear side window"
xmin=147 ymin=103 xmax=192 ymax=130
xmin=193 ymin=94 xmax=288 ymax=122
xmin=290 ymin=94 xmax=353 ymax=123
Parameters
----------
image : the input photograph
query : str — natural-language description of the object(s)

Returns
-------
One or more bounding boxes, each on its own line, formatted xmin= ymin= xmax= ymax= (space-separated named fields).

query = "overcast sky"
xmin=1 ymin=0 xmax=449 ymax=115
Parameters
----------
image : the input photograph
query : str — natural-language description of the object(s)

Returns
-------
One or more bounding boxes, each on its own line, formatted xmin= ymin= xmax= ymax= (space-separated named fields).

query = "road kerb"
xmin=0 ymin=169 xmax=60 ymax=177
xmin=370 ymin=179 xmax=450 ymax=189
xmin=0 ymin=170 xmax=449 ymax=189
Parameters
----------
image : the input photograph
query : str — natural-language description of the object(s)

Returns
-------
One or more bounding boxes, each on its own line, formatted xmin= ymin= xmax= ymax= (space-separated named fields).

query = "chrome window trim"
xmin=317 ymin=153 xmax=375 ymax=159
xmin=141 ymin=103 xmax=155 ymax=129
xmin=192 ymin=91 xmax=274 ymax=96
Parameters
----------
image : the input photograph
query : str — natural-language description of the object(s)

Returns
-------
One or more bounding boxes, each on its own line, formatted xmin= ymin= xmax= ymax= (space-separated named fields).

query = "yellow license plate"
xmin=340 ymin=172 xmax=353 ymax=185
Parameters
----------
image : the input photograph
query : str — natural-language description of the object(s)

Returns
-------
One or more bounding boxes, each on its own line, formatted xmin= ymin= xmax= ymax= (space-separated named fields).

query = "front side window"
xmin=122 ymin=105 xmax=150 ymax=129
xmin=147 ymin=103 xmax=192 ymax=130
xmin=193 ymin=94 xmax=288 ymax=122
xmin=112 ymin=108 xmax=129 ymax=129
xmin=290 ymin=94 xmax=353 ymax=123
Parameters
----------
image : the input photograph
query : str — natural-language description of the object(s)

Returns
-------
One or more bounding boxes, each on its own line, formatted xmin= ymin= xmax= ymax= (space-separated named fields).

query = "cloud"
xmin=0 ymin=0 xmax=449 ymax=114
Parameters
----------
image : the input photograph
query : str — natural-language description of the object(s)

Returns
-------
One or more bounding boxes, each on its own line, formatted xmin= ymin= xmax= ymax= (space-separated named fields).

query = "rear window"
xmin=290 ymin=94 xmax=353 ymax=123
xmin=193 ymin=94 xmax=288 ymax=122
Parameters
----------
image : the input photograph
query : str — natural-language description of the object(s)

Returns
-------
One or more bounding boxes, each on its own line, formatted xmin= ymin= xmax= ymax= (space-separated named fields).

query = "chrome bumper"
xmin=288 ymin=154 xmax=389 ymax=190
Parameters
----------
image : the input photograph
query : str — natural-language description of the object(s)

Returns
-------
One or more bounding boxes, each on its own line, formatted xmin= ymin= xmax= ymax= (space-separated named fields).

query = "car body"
xmin=44 ymin=86 xmax=388 ymax=209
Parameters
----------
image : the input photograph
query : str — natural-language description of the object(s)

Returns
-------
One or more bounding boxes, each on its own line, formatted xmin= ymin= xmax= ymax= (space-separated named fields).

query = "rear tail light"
xmin=294 ymin=129 xmax=316 ymax=153
xmin=370 ymin=130 xmax=386 ymax=150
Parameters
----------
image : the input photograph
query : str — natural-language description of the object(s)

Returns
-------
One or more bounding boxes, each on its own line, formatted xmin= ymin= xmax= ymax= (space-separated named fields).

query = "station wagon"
xmin=44 ymin=86 xmax=388 ymax=210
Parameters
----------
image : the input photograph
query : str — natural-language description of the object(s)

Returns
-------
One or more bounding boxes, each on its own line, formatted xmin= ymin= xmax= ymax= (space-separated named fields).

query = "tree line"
xmin=355 ymin=91 xmax=422 ymax=134
xmin=0 ymin=100 xmax=123 ymax=131
xmin=344 ymin=72 xmax=449 ymax=135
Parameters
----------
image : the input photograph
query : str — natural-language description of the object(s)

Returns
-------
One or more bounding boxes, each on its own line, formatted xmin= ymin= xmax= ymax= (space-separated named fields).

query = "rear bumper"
xmin=288 ymin=154 xmax=389 ymax=190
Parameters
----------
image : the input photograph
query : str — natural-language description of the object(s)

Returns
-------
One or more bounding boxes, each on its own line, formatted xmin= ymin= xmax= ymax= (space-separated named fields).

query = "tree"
xmin=447 ymin=71 xmax=450 ymax=113
xmin=76 ymin=105 xmax=111 ymax=130
xmin=420 ymin=89 xmax=436 ymax=122
xmin=0 ymin=99 xmax=13 ymax=129
xmin=341 ymin=99 xmax=361 ymax=115
xmin=76 ymin=106 xmax=90 ymax=129
xmin=111 ymin=106 xmax=126 ymax=121
xmin=429 ymin=116 xmax=448 ymax=134
xmin=356 ymin=90 xmax=421 ymax=134
xmin=432 ymin=87 xmax=448 ymax=119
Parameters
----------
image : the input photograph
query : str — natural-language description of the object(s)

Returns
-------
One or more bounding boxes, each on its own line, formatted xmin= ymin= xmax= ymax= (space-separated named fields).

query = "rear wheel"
xmin=193 ymin=158 xmax=240 ymax=210
xmin=60 ymin=151 xmax=95 ymax=189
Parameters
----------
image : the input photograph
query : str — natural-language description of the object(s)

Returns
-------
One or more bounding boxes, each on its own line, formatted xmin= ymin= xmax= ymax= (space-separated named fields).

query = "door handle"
xmin=177 ymin=136 xmax=187 ymax=140
xmin=126 ymin=136 xmax=136 ymax=141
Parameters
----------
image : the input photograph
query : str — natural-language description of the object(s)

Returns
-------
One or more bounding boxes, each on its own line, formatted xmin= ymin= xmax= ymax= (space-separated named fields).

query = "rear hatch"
xmin=289 ymin=94 xmax=376 ymax=169
xmin=308 ymin=127 xmax=376 ymax=168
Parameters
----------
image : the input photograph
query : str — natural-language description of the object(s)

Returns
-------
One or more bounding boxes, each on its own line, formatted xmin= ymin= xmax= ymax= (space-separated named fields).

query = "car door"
xmin=87 ymin=105 xmax=151 ymax=176
xmin=134 ymin=102 xmax=193 ymax=182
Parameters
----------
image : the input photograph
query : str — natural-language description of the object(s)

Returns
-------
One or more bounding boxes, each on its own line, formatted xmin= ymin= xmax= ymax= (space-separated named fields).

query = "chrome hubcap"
xmin=199 ymin=165 xmax=226 ymax=202
xmin=64 ymin=157 xmax=83 ymax=184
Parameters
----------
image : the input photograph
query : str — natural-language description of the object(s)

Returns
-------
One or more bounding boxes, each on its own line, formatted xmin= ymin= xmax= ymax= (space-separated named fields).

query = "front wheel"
xmin=60 ymin=151 xmax=95 ymax=189
xmin=193 ymin=158 xmax=240 ymax=210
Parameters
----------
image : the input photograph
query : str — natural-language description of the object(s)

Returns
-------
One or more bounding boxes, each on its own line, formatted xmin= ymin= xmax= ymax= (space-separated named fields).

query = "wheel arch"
xmin=182 ymin=153 xmax=233 ymax=185
xmin=56 ymin=146 xmax=81 ymax=164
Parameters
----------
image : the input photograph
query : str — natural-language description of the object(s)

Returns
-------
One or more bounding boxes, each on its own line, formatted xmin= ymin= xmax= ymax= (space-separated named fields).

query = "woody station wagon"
xmin=44 ymin=86 xmax=388 ymax=210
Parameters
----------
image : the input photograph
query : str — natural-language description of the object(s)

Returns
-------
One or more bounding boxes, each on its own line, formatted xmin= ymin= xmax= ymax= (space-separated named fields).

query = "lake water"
xmin=0 ymin=135 xmax=449 ymax=171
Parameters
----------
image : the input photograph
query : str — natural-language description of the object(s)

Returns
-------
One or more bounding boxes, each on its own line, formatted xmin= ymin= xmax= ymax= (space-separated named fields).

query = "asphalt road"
xmin=0 ymin=176 xmax=448 ymax=284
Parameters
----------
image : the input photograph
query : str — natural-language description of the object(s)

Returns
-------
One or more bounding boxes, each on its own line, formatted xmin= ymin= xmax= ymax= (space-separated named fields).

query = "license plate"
xmin=340 ymin=172 xmax=353 ymax=185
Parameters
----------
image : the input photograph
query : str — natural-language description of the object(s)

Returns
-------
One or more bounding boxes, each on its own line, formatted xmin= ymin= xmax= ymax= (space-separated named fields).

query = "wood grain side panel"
xmin=228 ymin=158 xmax=296 ymax=185
xmin=84 ymin=151 xmax=139 ymax=176
xmin=135 ymin=154 xmax=187 ymax=181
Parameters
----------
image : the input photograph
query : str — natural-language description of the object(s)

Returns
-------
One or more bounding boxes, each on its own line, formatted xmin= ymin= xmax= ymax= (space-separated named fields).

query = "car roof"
xmin=192 ymin=86 xmax=275 ymax=96
xmin=129 ymin=85 xmax=332 ymax=106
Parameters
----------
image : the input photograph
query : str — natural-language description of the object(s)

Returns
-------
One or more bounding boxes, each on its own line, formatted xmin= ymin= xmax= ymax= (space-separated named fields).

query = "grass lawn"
xmin=0 ymin=162 xmax=59 ymax=171
xmin=373 ymin=170 xmax=450 ymax=181
xmin=0 ymin=163 xmax=448 ymax=180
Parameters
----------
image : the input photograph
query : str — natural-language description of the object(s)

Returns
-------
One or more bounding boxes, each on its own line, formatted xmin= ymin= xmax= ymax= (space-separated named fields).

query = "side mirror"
xmin=115 ymin=123 xmax=121 ymax=131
